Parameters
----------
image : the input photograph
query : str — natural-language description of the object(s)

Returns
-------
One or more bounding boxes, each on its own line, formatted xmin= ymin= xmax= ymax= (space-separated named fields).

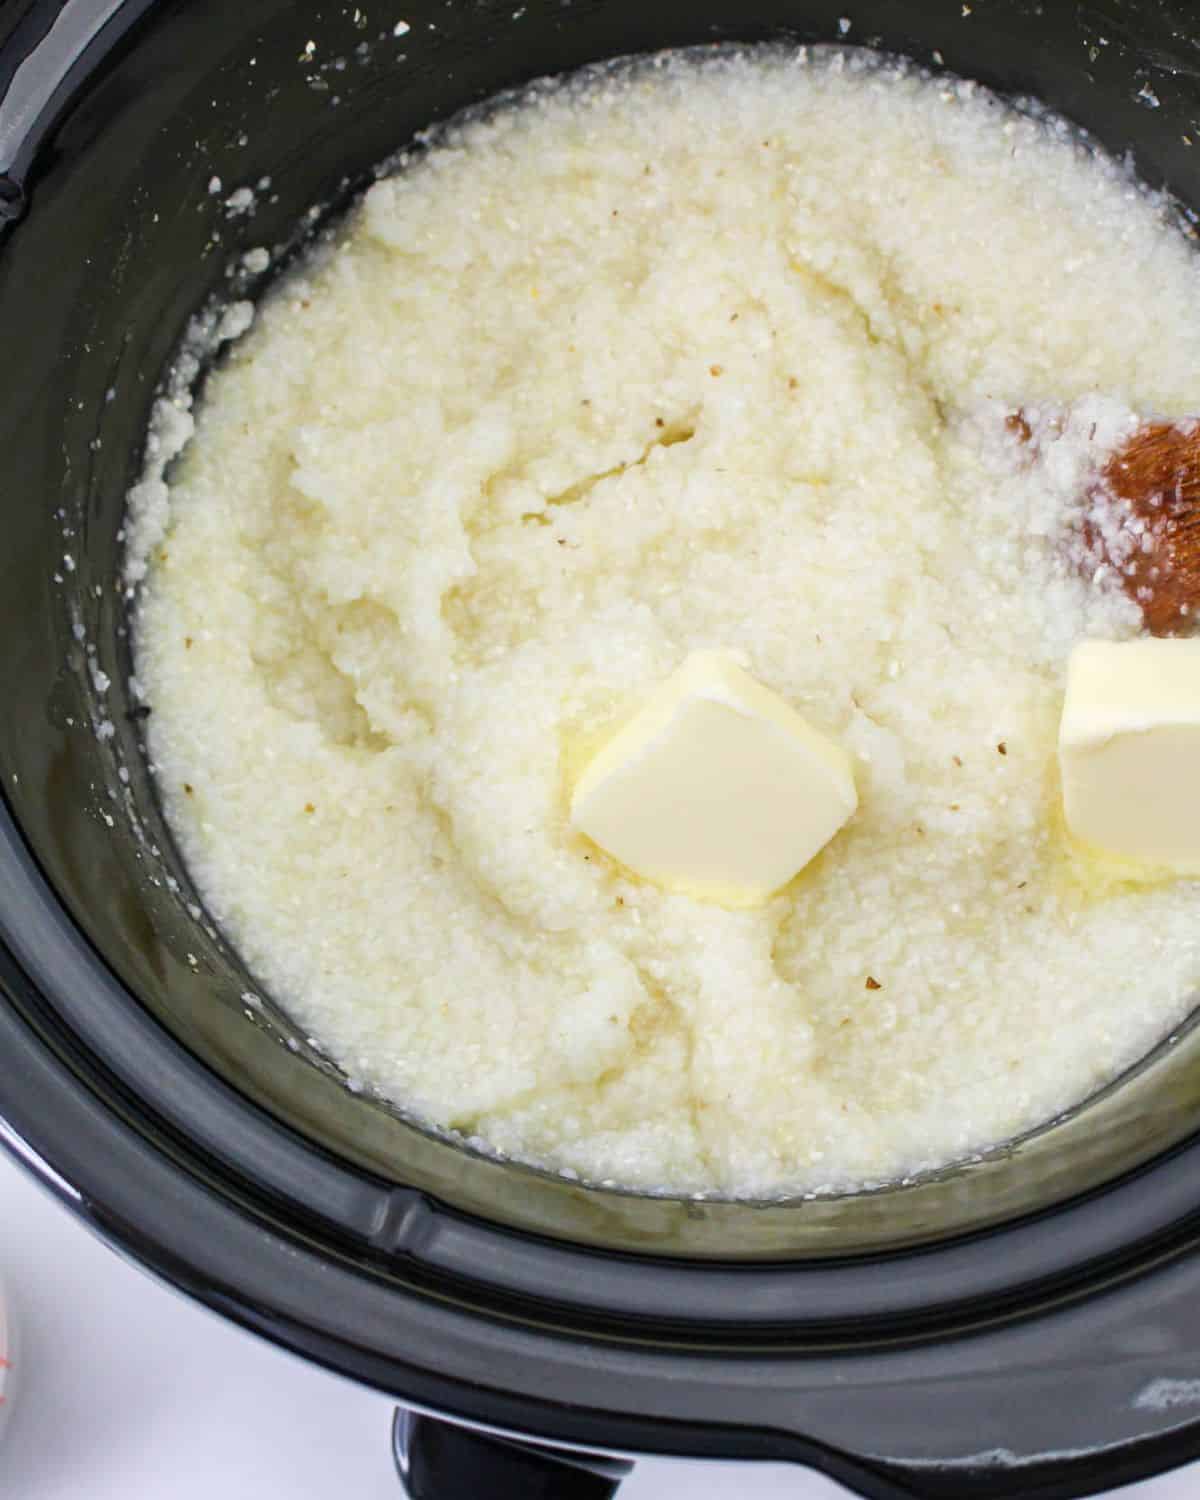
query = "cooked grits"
xmin=131 ymin=48 xmax=1200 ymax=1194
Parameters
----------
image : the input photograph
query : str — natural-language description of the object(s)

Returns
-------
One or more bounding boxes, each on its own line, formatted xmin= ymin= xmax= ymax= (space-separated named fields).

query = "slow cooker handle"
xmin=393 ymin=1409 xmax=634 ymax=1499
xmin=0 ymin=0 xmax=156 ymax=219
xmin=390 ymin=1410 xmax=976 ymax=1499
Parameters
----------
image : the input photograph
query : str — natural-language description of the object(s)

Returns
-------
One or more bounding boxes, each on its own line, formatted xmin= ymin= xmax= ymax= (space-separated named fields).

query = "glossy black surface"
xmin=6 ymin=1 xmax=1200 ymax=1496
xmin=394 ymin=1410 xmax=634 ymax=1499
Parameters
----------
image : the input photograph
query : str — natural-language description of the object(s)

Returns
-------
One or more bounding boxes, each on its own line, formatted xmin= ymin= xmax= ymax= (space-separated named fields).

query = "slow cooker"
xmin=6 ymin=1 xmax=1200 ymax=1496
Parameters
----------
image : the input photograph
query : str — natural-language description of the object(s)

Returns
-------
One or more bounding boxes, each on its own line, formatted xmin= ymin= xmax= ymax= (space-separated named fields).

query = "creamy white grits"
xmin=132 ymin=48 xmax=1200 ymax=1195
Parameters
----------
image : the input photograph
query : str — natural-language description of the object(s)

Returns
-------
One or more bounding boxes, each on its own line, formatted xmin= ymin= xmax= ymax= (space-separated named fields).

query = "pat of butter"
xmin=570 ymin=652 xmax=858 ymax=906
xmin=1059 ymin=637 xmax=1200 ymax=874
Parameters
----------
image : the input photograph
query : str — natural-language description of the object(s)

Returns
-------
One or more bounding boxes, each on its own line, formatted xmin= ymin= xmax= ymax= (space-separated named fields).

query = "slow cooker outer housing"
xmin=7 ymin=0 xmax=1200 ymax=1495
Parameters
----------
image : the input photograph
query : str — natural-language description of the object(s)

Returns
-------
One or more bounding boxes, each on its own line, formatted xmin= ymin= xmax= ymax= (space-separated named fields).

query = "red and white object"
xmin=0 ymin=1273 xmax=13 ymax=1442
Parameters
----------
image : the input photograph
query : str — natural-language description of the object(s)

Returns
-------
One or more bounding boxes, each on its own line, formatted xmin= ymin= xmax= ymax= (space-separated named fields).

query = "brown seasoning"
xmin=1089 ymin=421 xmax=1200 ymax=635
xmin=1009 ymin=410 xmax=1200 ymax=634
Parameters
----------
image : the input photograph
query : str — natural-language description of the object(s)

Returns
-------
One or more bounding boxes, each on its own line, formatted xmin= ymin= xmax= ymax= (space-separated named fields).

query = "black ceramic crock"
xmin=6 ymin=1 xmax=1200 ymax=1496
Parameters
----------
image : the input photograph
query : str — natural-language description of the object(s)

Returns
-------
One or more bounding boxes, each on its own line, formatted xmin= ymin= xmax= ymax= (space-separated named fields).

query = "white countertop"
xmin=0 ymin=1146 xmax=1196 ymax=1500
